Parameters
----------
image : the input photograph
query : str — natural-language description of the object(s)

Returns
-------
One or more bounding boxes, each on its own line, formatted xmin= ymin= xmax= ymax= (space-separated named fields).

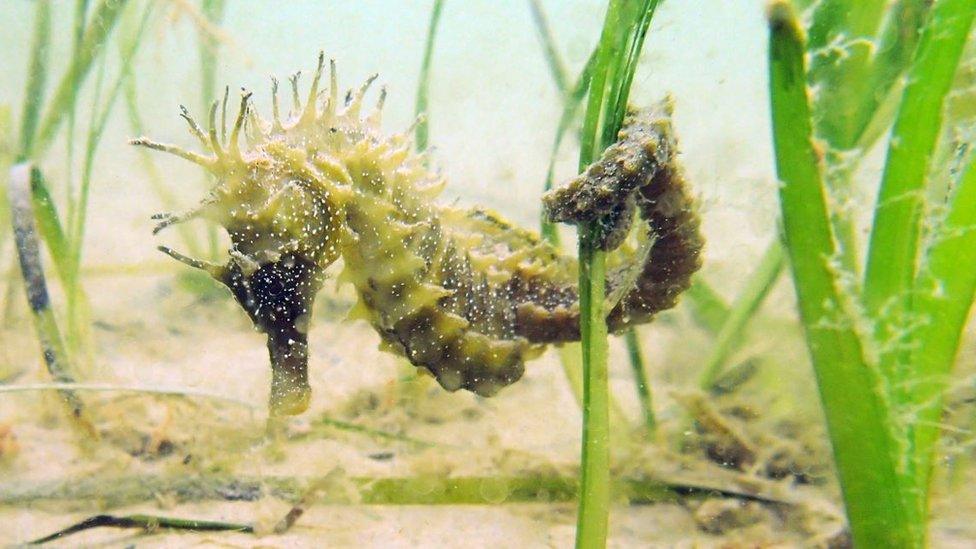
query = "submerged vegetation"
xmin=770 ymin=0 xmax=975 ymax=546
xmin=0 ymin=0 xmax=974 ymax=547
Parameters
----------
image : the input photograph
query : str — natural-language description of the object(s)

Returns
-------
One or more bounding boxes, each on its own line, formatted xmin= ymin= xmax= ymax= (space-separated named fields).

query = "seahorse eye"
xmin=253 ymin=263 xmax=294 ymax=301
xmin=263 ymin=276 xmax=287 ymax=298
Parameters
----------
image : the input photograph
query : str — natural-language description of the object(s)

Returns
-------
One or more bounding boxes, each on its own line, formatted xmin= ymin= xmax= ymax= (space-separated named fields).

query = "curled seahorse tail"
xmin=606 ymin=154 xmax=703 ymax=331
xmin=540 ymin=100 xmax=704 ymax=335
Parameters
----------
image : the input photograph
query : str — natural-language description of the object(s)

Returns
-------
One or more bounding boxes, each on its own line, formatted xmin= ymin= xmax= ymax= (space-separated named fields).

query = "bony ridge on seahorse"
xmin=132 ymin=52 xmax=704 ymax=416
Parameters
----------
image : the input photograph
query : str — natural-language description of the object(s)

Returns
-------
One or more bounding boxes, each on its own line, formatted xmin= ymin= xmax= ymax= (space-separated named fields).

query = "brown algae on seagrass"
xmin=133 ymin=52 xmax=703 ymax=416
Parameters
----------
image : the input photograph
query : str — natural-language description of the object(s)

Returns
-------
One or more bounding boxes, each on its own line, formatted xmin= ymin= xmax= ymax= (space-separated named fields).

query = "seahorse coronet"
xmin=135 ymin=53 xmax=704 ymax=416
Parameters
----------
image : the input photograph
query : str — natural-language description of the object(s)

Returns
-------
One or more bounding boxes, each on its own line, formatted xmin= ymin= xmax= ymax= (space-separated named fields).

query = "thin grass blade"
xmin=684 ymin=280 xmax=731 ymax=334
xmin=528 ymin=0 xmax=570 ymax=97
xmin=28 ymin=171 xmax=71 ymax=289
xmin=909 ymin=152 xmax=976 ymax=526
xmin=698 ymin=240 xmax=785 ymax=390
xmin=574 ymin=1 xmax=623 ymax=544
xmin=850 ymin=0 xmax=932 ymax=150
xmin=30 ymin=0 xmax=129 ymax=159
xmin=808 ymin=0 xmax=924 ymax=149
xmin=17 ymin=0 xmax=52 ymax=160
xmin=71 ymin=1 xmax=155 ymax=272
xmin=415 ymin=0 xmax=445 ymax=153
xmin=199 ymin=0 xmax=227 ymax=113
xmin=624 ymin=330 xmax=655 ymax=433
xmin=198 ymin=0 xmax=227 ymax=259
xmin=64 ymin=0 xmax=93 ymax=220
xmin=574 ymin=1 xmax=660 ymax=546
xmin=863 ymin=0 xmax=976 ymax=399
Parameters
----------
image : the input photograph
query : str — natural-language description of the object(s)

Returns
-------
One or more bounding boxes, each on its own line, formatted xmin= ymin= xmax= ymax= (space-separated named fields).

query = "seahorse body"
xmin=133 ymin=54 xmax=703 ymax=415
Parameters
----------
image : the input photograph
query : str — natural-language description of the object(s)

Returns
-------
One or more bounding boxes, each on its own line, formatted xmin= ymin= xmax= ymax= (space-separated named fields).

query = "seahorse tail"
xmin=537 ymin=100 xmax=703 ymax=337
xmin=606 ymin=159 xmax=703 ymax=331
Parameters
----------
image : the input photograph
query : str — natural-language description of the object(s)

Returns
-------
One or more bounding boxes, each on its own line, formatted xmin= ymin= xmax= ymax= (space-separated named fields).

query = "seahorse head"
xmin=132 ymin=52 xmax=404 ymax=415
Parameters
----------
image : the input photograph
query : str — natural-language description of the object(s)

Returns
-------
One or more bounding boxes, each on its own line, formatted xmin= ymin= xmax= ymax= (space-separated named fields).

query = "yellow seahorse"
xmin=132 ymin=53 xmax=704 ymax=416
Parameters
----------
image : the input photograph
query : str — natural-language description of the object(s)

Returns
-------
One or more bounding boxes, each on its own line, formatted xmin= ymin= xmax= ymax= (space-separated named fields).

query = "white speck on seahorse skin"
xmin=133 ymin=52 xmax=704 ymax=416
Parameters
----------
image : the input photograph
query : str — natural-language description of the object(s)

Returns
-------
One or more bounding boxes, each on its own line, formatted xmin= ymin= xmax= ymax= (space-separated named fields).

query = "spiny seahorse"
xmin=132 ymin=53 xmax=703 ymax=416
